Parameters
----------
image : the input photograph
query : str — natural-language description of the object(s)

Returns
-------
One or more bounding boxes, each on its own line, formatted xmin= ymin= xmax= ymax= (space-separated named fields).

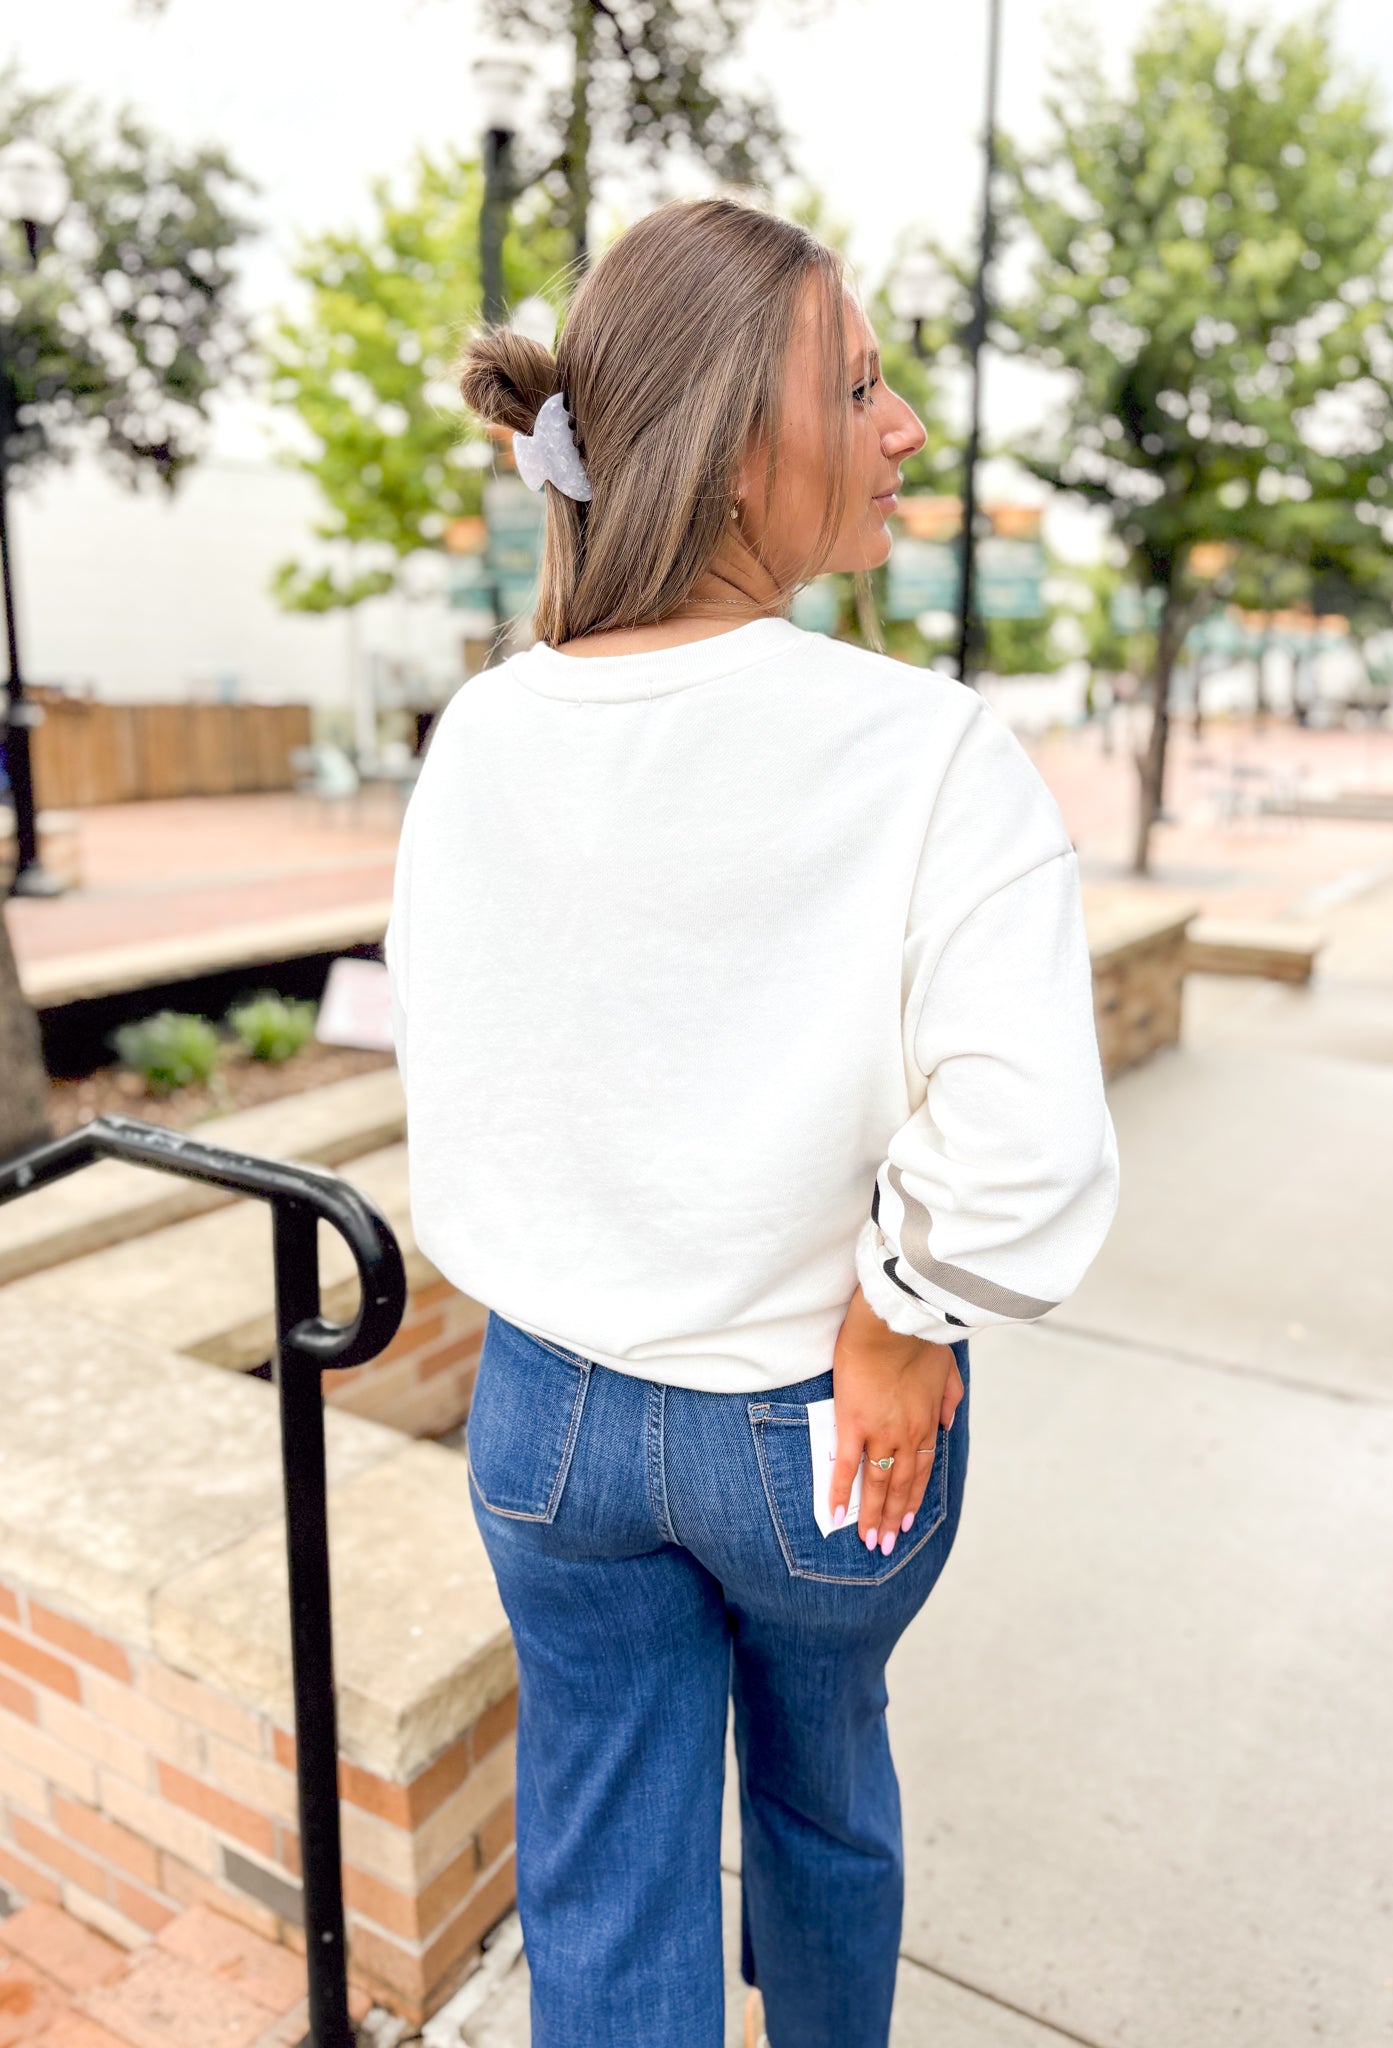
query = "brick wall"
xmin=0 ymin=1575 xmax=516 ymax=2025
xmin=324 ymin=1278 xmax=486 ymax=1440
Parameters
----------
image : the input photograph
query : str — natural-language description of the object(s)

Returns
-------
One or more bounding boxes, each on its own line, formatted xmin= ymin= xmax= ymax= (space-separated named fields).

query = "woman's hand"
xmin=830 ymin=1284 xmax=964 ymax=1556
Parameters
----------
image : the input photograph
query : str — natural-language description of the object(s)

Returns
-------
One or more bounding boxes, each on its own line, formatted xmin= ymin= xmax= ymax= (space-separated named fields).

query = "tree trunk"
xmin=0 ymin=911 xmax=50 ymax=1163
xmin=1192 ymin=655 xmax=1206 ymax=739
xmin=1131 ymin=585 xmax=1183 ymax=876
xmin=566 ymin=0 xmax=595 ymax=274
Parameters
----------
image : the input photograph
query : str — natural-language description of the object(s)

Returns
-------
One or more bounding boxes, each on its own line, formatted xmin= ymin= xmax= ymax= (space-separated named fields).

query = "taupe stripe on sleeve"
xmin=885 ymin=1164 xmax=1057 ymax=1320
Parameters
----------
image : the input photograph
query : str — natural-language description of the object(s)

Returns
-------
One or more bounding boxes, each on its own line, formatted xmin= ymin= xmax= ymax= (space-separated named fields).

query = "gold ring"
xmin=870 ymin=1454 xmax=895 ymax=1470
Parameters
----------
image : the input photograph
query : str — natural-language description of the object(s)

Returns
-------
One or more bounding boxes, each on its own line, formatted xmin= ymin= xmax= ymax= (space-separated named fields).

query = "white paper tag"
xmin=806 ymin=1397 xmax=864 ymax=1538
xmin=315 ymin=957 xmax=396 ymax=1052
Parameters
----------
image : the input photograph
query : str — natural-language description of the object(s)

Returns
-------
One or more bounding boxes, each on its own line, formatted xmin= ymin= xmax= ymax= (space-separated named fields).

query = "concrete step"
xmin=1186 ymin=916 xmax=1323 ymax=982
xmin=2 ymin=1141 xmax=423 ymax=1374
xmin=0 ymin=1067 xmax=406 ymax=1287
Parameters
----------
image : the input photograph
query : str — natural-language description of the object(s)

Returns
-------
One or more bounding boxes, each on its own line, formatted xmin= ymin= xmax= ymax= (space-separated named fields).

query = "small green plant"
xmin=112 ymin=1011 xmax=222 ymax=1095
xmin=227 ymin=991 xmax=318 ymax=1064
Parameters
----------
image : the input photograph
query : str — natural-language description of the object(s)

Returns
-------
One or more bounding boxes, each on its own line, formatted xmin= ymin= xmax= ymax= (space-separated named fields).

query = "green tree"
xmin=483 ymin=0 xmax=793 ymax=269
xmin=868 ymin=246 xmax=960 ymax=500
xmin=268 ymin=149 xmax=569 ymax=610
xmin=0 ymin=68 xmax=253 ymax=485
xmin=997 ymin=2 xmax=1393 ymax=871
xmin=0 ymin=72 xmax=253 ymax=1151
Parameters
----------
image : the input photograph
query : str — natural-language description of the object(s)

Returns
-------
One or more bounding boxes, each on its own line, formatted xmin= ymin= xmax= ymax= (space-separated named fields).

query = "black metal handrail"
xmin=0 ymin=1113 xmax=409 ymax=2048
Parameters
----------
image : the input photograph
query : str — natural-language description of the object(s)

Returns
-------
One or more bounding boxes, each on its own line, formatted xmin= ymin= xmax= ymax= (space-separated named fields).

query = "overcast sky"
xmin=11 ymin=0 xmax=1393 ymax=464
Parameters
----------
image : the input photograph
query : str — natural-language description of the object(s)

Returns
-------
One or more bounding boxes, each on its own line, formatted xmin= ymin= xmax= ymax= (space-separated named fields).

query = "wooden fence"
xmin=28 ymin=698 xmax=313 ymax=808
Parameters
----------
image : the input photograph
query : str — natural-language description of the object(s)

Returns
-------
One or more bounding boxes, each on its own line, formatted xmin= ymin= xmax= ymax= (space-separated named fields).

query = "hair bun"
xmin=458 ymin=326 xmax=559 ymax=435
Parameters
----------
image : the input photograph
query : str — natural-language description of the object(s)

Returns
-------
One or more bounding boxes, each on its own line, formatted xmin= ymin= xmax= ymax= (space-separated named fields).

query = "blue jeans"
xmin=465 ymin=1312 xmax=971 ymax=2048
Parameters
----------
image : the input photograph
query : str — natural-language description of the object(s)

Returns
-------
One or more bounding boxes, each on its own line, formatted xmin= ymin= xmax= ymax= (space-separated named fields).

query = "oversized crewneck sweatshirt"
xmin=385 ymin=617 xmax=1119 ymax=1394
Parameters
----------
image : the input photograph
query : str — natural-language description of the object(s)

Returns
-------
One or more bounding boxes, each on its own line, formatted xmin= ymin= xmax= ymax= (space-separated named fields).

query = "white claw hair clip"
xmin=512 ymin=390 xmax=592 ymax=502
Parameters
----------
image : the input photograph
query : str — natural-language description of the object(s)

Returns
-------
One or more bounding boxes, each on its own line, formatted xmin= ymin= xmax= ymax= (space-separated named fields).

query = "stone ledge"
xmin=21 ymin=902 xmax=392 ymax=1009
xmin=152 ymin=1450 xmax=514 ymax=1784
xmin=0 ymin=1298 xmax=400 ymax=1654
xmin=0 ymin=1068 xmax=406 ymax=1287
xmin=1186 ymin=917 xmax=1324 ymax=983
xmin=1083 ymin=887 xmax=1199 ymax=967
xmin=0 ymin=1298 xmax=512 ymax=1783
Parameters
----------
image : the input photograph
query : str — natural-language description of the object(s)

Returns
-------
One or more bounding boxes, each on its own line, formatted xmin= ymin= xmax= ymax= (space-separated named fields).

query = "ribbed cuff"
xmin=854 ymin=1218 xmax=966 ymax=1346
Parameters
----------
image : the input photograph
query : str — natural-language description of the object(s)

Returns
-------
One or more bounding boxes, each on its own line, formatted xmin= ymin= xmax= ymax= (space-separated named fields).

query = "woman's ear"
xmin=735 ymin=431 xmax=769 ymax=526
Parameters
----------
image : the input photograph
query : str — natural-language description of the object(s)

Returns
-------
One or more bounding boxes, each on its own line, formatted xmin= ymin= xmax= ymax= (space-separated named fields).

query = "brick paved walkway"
xmin=5 ymin=793 xmax=402 ymax=974
xmin=1043 ymin=711 xmax=1393 ymax=919
xmin=0 ymin=1899 xmax=373 ymax=2047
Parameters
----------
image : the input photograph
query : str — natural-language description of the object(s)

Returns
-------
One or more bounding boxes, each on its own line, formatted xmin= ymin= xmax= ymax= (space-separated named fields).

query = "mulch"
xmin=46 ymin=1042 xmax=397 ymax=1139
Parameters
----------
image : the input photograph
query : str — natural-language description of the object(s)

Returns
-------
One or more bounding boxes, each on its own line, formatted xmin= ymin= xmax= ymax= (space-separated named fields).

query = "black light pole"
xmin=479 ymin=125 xmax=512 ymax=328
xmin=473 ymin=54 xmax=532 ymax=328
xmin=955 ymin=0 xmax=1003 ymax=688
xmin=0 ymin=139 xmax=69 ymax=898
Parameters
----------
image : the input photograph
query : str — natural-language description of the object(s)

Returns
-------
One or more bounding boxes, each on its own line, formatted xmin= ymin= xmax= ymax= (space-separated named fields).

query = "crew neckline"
xmin=515 ymin=616 xmax=806 ymax=702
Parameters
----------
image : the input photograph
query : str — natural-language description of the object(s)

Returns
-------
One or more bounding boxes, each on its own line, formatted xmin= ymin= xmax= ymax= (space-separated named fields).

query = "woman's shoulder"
xmin=791 ymin=631 xmax=998 ymax=758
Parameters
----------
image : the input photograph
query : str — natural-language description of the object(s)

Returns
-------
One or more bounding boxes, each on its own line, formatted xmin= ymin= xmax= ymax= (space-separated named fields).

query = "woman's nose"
xmin=883 ymin=399 xmax=927 ymax=461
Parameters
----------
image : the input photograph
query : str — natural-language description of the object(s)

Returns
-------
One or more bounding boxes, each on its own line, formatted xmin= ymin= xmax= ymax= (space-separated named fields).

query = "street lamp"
xmin=889 ymin=253 xmax=951 ymax=361
xmin=956 ymin=0 xmax=1003 ymax=691
xmin=0 ymin=137 xmax=69 ymax=898
xmin=891 ymin=2 xmax=1002 ymax=691
xmin=472 ymin=50 xmax=533 ymax=328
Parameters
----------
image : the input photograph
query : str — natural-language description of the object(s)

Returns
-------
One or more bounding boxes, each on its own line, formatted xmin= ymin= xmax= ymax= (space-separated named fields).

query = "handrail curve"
xmin=0 ymin=1111 xmax=407 ymax=1372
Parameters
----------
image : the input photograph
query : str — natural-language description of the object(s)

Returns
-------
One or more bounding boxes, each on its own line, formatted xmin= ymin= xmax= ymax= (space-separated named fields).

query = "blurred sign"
xmin=986 ymin=503 xmax=1042 ymax=542
xmin=447 ymin=553 xmax=494 ymax=612
xmin=791 ymin=579 xmax=843 ymax=634
xmin=316 ymin=958 xmax=395 ymax=1054
xmin=1189 ymin=541 xmax=1234 ymax=581
xmin=443 ymin=516 xmax=486 ymax=555
xmin=476 ymin=477 xmax=545 ymax=620
xmin=1110 ymin=585 xmax=1166 ymax=634
xmin=887 ymin=538 xmax=960 ymax=619
xmin=1184 ymin=606 xmax=1351 ymax=659
xmin=897 ymin=495 xmax=963 ymax=542
xmin=891 ymin=500 xmax=1045 ymax=620
xmin=978 ymin=538 xmax=1045 ymax=620
xmin=1186 ymin=611 xmax=1250 ymax=659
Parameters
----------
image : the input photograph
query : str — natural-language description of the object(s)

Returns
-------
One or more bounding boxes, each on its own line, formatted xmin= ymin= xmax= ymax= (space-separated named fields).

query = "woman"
xmin=386 ymin=198 xmax=1118 ymax=2048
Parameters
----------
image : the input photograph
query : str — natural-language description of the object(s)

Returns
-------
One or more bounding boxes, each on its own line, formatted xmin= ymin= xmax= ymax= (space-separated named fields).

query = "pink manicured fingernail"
xmin=865 ymin=1527 xmax=878 ymax=1549
xmin=833 ymin=1504 xmax=845 ymax=1528
xmin=881 ymin=1532 xmax=895 ymax=1556
xmin=901 ymin=1512 xmax=914 ymax=1533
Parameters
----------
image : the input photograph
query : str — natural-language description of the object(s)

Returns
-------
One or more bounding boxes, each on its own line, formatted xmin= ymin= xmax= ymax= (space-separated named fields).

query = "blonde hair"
xmin=457 ymin=198 xmax=857 ymax=647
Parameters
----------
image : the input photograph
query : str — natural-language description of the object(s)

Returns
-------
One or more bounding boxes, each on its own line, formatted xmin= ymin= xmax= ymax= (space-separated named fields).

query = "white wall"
xmin=9 ymin=458 xmax=469 ymax=726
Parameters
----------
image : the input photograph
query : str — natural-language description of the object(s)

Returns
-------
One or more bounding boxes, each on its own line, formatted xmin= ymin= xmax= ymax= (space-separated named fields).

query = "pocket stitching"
xmin=748 ymin=1410 xmax=949 ymax=1585
xmin=528 ymin=1333 xmax=593 ymax=1369
xmin=466 ymin=1356 xmax=592 ymax=1522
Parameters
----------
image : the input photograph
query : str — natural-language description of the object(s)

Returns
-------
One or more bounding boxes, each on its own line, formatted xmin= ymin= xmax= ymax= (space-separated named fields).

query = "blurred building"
xmin=11 ymin=457 xmax=466 ymax=743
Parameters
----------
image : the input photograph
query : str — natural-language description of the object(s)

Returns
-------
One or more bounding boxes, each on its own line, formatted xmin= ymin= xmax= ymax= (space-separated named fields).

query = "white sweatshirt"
xmin=385 ymin=617 xmax=1118 ymax=1394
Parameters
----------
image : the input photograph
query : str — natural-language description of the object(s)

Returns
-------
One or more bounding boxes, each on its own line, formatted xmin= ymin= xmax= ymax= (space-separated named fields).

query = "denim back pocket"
xmin=747 ymin=1401 xmax=950 ymax=1585
xmin=465 ymin=1316 xmax=592 ymax=1523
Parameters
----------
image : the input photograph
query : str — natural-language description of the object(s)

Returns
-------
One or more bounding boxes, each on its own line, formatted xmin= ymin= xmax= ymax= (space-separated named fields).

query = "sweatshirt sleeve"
xmin=854 ymin=703 xmax=1120 ymax=1346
